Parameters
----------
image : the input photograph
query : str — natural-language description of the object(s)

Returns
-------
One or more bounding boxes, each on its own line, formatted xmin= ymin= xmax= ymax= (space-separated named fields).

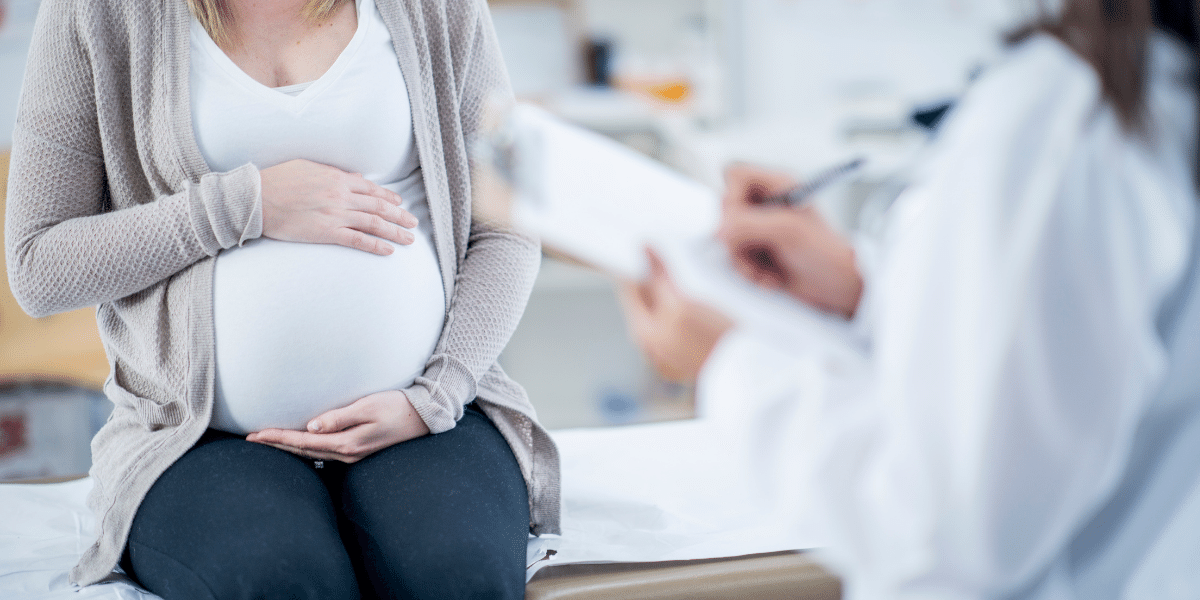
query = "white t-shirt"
xmin=190 ymin=0 xmax=447 ymax=435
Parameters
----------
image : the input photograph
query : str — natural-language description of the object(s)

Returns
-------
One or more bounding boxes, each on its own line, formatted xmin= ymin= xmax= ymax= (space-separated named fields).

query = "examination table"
xmin=2 ymin=419 xmax=843 ymax=600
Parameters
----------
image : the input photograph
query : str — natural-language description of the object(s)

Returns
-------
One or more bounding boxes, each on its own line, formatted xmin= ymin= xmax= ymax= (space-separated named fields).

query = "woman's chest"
xmin=188 ymin=8 xmax=418 ymax=182
xmin=218 ymin=0 xmax=359 ymax=89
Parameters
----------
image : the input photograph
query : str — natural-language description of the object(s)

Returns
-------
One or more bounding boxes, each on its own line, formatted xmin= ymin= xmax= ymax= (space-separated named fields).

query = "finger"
xmin=348 ymin=193 xmax=419 ymax=229
xmin=744 ymin=181 xmax=773 ymax=207
xmin=308 ymin=401 xmax=374 ymax=434
xmin=247 ymin=430 xmax=347 ymax=460
xmin=352 ymin=177 xmax=403 ymax=206
xmin=722 ymin=163 xmax=763 ymax=209
xmin=722 ymin=164 xmax=795 ymax=213
xmin=247 ymin=428 xmax=312 ymax=448
xmin=256 ymin=441 xmax=346 ymax=462
xmin=727 ymin=251 xmax=762 ymax=286
xmin=645 ymin=248 xmax=669 ymax=282
xmin=718 ymin=208 xmax=790 ymax=251
xmin=645 ymin=248 xmax=692 ymax=314
xmin=616 ymin=282 xmax=648 ymax=323
xmin=616 ymin=282 xmax=656 ymax=343
xmin=729 ymin=242 xmax=786 ymax=289
xmin=251 ymin=428 xmax=363 ymax=459
xmin=346 ymin=176 xmax=403 ymax=207
xmin=746 ymin=251 xmax=786 ymax=289
xmin=331 ymin=227 xmax=395 ymax=256
xmin=344 ymin=210 xmax=416 ymax=246
xmin=726 ymin=246 xmax=758 ymax=281
xmin=643 ymin=248 xmax=678 ymax=300
xmin=720 ymin=216 xmax=784 ymax=287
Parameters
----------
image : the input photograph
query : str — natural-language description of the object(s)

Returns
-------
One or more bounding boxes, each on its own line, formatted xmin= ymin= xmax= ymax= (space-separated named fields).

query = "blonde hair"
xmin=188 ymin=0 xmax=345 ymax=45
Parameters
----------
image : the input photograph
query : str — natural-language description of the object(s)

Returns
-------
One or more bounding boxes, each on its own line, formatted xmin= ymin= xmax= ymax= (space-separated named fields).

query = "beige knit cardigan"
xmin=5 ymin=0 xmax=560 ymax=586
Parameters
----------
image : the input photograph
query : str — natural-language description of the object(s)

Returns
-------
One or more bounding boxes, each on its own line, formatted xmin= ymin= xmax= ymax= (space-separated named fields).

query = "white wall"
xmin=735 ymin=0 xmax=1027 ymax=121
xmin=580 ymin=0 xmax=715 ymax=61
xmin=668 ymin=0 xmax=1041 ymax=188
xmin=573 ymin=0 xmax=1033 ymax=123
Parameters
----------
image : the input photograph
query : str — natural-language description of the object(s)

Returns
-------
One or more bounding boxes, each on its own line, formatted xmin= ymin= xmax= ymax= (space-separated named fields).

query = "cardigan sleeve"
xmin=5 ymin=0 xmax=262 ymax=318
xmin=401 ymin=0 xmax=541 ymax=433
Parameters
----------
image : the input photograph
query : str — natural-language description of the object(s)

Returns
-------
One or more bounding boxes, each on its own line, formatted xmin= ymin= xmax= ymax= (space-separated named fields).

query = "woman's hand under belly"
xmin=246 ymin=389 xmax=431 ymax=463
xmin=211 ymin=224 xmax=446 ymax=435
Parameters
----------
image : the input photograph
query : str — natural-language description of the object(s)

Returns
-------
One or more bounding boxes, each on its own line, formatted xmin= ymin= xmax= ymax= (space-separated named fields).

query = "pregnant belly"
xmin=210 ymin=229 xmax=445 ymax=435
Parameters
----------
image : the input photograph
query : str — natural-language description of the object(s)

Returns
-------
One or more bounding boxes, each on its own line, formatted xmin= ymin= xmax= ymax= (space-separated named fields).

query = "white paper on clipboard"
xmin=482 ymin=104 xmax=853 ymax=348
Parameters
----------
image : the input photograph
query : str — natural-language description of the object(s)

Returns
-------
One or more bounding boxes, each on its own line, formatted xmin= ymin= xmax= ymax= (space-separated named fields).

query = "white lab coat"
xmin=698 ymin=32 xmax=1200 ymax=599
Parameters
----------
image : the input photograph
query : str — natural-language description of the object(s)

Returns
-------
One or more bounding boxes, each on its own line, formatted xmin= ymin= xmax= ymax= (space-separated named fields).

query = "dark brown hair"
xmin=1012 ymin=0 xmax=1199 ymax=186
xmin=1014 ymin=0 xmax=1197 ymax=130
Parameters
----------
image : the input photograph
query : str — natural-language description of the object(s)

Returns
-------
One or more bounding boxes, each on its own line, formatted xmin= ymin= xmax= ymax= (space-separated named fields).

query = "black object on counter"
xmin=585 ymin=37 xmax=614 ymax=87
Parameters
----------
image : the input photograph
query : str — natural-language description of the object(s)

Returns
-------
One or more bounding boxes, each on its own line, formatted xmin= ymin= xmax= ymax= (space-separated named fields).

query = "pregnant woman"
xmin=5 ymin=0 xmax=559 ymax=598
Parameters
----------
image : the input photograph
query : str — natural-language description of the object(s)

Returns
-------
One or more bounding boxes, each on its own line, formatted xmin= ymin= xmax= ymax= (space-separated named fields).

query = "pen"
xmin=757 ymin=157 xmax=865 ymax=207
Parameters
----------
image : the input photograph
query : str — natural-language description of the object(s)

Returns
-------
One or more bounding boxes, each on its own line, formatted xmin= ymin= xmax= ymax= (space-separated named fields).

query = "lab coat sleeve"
xmin=700 ymin=37 xmax=1193 ymax=598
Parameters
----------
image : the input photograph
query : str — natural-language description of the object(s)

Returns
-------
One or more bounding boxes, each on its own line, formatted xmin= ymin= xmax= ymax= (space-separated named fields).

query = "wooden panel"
xmin=0 ymin=473 xmax=88 ymax=484
xmin=0 ymin=151 xmax=109 ymax=389
xmin=525 ymin=551 xmax=842 ymax=600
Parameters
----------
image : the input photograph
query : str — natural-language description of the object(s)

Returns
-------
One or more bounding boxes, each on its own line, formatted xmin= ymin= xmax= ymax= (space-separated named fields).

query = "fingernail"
xmin=308 ymin=422 xmax=321 ymax=432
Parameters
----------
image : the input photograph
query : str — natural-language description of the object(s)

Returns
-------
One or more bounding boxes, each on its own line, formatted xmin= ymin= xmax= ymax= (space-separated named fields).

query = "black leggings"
xmin=123 ymin=404 xmax=529 ymax=600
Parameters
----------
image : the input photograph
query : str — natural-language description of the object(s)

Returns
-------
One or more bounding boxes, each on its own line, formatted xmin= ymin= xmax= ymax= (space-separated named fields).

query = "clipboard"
xmin=473 ymin=104 xmax=855 ymax=350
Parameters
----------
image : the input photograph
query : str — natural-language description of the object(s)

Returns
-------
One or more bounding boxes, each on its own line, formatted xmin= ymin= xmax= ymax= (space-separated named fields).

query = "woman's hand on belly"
xmin=245 ymin=389 xmax=431 ymax=462
xmin=259 ymin=159 xmax=420 ymax=256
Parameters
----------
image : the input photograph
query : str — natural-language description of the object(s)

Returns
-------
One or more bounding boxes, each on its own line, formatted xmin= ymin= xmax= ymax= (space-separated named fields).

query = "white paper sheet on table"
xmin=527 ymin=332 xmax=836 ymax=577
xmin=0 ymin=479 xmax=155 ymax=600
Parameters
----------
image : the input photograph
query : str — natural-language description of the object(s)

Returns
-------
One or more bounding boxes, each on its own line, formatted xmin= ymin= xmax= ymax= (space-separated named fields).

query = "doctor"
xmin=622 ymin=0 xmax=1200 ymax=598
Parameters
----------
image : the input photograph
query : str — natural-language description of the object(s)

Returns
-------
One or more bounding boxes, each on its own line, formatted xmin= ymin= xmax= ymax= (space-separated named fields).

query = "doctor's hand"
xmin=619 ymin=250 xmax=734 ymax=383
xmin=719 ymin=205 xmax=863 ymax=319
xmin=719 ymin=164 xmax=863 ymax=319
xmin=260 ymin=159 xmax=420 ymax=257
xmin=246 ymin=390 xmax=430 ymax=463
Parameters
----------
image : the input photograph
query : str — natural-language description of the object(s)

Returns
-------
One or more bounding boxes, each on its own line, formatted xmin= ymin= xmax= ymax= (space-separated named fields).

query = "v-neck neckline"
xmin=190 ymin=0 xmax=372 ymax=111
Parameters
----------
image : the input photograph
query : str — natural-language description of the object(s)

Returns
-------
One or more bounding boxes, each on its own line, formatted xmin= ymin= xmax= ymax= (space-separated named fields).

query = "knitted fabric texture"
xmin=5 ymin=0 xmax=560 ymax=586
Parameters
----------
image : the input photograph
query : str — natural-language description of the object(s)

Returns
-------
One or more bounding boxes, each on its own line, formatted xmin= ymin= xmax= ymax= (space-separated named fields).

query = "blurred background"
xmin=0 ymin=0 xmax=1031 ymax=480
